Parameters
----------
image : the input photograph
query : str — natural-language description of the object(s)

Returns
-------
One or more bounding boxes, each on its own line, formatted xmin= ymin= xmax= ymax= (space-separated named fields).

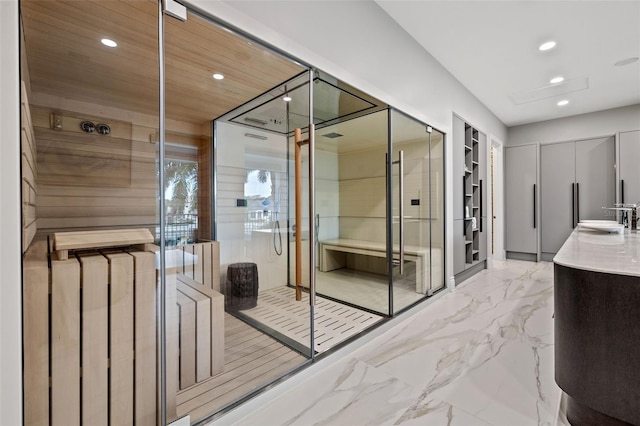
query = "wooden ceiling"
xmin=21 ymin=0 xmax=306 ymax=126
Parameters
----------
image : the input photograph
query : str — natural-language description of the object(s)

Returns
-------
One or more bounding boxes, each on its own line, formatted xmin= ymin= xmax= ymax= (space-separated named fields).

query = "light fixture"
xmin=101 ymin=38 xmax=117 ymax=48
xmin=96 ymin=123 xmax=111 ymax=135
xmin=212 ymin=73 xmax=224 ymax=80
xmin=557 ymin=99 xmax=569 ymax=106
xmin=550 ymin=76 xmax=564 ymax=84
xmin=539 ymin=41 xmax=556 ymax=51
xmin=80 ymin=121 xmax=96 ymax=133
xmin=614 ymin=57 xmax=639 ymax=67
xmin=283 ymin=95 xmax=292 ymax=102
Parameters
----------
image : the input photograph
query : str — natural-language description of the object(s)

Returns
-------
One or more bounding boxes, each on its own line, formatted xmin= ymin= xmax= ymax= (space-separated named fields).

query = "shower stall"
xmin=214 ymin=69 xmax=446 ymax=347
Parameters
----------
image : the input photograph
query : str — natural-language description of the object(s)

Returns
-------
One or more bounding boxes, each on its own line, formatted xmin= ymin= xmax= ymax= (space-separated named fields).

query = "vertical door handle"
xmin=576 ymin=183 xmax=580 ymax=224
xmin=397 ymin=151 xmax=405 ymax=275
xmin=533 ymin=184 xmax=536 ymax=228
xmin=463 ymin=176 xmax=466 ymax=237
xmin=571 ymin=183 xmax=575 ymax=228
xmin=480 ymin=180 xmax=483 ymax=232
xmin=621 ymin=179 xmax=625 ymax=204
xmin=387 ymin=151 xmax=405 ymax=275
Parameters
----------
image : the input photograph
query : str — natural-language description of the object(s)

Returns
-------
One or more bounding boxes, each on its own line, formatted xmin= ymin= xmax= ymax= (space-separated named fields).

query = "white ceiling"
xmin=376 ymin=0 xmax=640 ymax=127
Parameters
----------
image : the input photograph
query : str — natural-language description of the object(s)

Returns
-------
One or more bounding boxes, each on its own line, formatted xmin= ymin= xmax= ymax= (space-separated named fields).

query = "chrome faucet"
xmin=604 ymin=202 xmax=639 ymax=229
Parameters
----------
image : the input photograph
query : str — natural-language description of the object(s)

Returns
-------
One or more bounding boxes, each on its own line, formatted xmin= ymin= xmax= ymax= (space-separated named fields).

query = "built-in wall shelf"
xmin=454 ymin=116 xmax=487 ymax=279
xmin=462 ymin=122 xmax=485 ymax=266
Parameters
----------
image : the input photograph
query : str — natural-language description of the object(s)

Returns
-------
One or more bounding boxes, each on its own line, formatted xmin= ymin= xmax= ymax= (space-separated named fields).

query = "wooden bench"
xmin=319 ymin=238 xmax=439 ymax=295
xmin=176 ymin=274 xmax=225 ymax=390
xmin=23 ymin=237 xmax=158 ymax=426
xmin=24 ymin=232 xmax=224 ymax=425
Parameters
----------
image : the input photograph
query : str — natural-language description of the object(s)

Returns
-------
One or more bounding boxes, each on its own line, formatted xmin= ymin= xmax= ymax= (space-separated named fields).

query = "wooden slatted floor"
xmin=176 ymin=313 xmax=307 ymax=423
xmin=239 ymin=287 xmax=382 ymax=353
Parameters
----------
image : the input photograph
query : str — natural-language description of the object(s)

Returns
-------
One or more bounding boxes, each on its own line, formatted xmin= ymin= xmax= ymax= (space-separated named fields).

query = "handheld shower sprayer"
xmin=272 ymin=186 xmax=283 ymax=256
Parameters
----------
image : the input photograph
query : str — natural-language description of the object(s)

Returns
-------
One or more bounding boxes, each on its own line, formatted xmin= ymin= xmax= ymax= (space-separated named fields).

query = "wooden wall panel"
xmin=78 ymin=252 xmax=109 ymax=426
xmin=31 ymin=106 xmax=157 ymax=233
xmin=50 ymin=256 xmax=81 ymax=426
xmin=179 ymin=284 xmax=211 ymax=383
xmin=177 ymin=292 xmax=197 ymax=389
xmin=22 ymin=82 xmax=38 ymax=251
xmin=129 ymin=250 xmax=158 ymax=425
xmin=23 ymin=241 xmax=49 ymax=426
xmin=197 ymin=133 xmax=212 ymax=240
xmin=105 ymin=252 xmax=135 ymax=426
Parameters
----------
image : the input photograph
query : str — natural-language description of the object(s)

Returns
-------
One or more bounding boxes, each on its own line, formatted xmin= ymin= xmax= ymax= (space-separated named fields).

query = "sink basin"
xmin=578 ymin=221 xmax=624 ymax=233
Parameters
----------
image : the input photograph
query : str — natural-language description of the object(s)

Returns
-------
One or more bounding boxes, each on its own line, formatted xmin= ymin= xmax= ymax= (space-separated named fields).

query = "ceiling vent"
xmin=322 ymin=132 xmax=343 ymax=139
xmin=509 ymin=76 xmax=589 ymax=105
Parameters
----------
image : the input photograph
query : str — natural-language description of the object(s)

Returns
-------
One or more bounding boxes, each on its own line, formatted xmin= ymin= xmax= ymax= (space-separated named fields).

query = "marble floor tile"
xmin=234 ymin=358 xmax=420 ymax=426
xmin=210 ymin=260 xmax=561 ymax=426
xmin=394 ymin=398 xmax=492 ymax=426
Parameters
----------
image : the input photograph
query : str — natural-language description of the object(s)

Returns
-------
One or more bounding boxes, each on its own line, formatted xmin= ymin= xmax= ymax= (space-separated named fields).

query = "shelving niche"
xmin=463 ymin=125 xmax=481 ymax=265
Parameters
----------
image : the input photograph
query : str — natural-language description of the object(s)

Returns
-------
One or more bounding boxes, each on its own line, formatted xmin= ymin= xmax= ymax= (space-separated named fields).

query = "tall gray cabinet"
xmin=620 ymin=130 xmax=640 ymax=205
xmin=453 ymin=115 xmax=487 ymax=281
xmin=505 ymin=144 xmax=538 ymax=260
xmin=540 ymin=137 xmax=615 ymax=260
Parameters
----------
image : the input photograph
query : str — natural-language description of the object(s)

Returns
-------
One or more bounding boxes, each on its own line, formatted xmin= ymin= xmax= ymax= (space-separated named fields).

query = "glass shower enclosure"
xmin=215 ymin=70 xmax=446 ymax=324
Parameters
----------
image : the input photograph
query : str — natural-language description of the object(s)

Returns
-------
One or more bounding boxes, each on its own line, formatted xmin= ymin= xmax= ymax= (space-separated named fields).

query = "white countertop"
xmin=554 ymin=228 xmax=640 ymax=277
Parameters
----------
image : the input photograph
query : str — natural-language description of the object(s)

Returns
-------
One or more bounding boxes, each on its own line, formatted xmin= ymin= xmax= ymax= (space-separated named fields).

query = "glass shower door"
xmin=390 ymin=111 xmax=445 ymax=313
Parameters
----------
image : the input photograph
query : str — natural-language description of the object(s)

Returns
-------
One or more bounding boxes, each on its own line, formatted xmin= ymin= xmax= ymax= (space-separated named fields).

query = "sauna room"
xmin=19 ymin=1 xmax=445 ymax=424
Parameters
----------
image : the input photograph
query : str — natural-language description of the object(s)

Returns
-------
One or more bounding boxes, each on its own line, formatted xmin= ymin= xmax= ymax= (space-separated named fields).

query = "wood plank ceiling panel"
xmin=21 ymin=0 xmax=305 ymax=126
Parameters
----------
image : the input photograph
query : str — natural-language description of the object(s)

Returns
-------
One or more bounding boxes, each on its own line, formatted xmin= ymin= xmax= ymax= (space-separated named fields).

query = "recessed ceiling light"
xmin=557 ymin=99 xmax=569 ymax=106
xmin=212 ymin=73 xmax=224 ymax=80
xmin=550 ymin=76 xmax=564 ymax=84
xmin=539 ymin=41 xmax=556 ymax=51
xmin=101 ymin=38 xmax=117 ymax=48
xmin=283 ymin=96 xmax=292 ymax=102
xmin=614 ymin=57 xmax=639 ymax=67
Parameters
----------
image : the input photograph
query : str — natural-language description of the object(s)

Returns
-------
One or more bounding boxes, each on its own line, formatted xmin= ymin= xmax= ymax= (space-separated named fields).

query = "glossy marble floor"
xmin=209 ymin=260 xmax=564 ymax=426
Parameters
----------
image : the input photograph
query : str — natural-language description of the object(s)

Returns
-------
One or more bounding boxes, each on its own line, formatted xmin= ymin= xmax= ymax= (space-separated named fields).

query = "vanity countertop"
xmin=554 ymin=228 xmax=640 ymax=277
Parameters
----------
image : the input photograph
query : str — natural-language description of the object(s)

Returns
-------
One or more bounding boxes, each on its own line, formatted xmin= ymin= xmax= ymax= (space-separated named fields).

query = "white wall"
xmin=0 ymin=0 xmax=23 ymax=424
xmin=216 ymin=121 xmax=290 ymax=290
xmin=508 ymin=104 xmax=640 ymax=146
xmin=187 ymin=0 xmax=508 ymax=287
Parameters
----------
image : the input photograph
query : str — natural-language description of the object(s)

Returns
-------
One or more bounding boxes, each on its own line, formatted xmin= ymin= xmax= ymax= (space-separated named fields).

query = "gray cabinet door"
xmin=478 ymin=132 xmax=487 ymax=261
xmin=453 ymin=219 xmax=465 ymax=275
xmin=620 ymin=130 xmax=640 ymax=205
xmin=452 ymin=116 xmax=466 ymax=220
xmin=541 ymin=142 xmax=575 ymax=257
xmin=505 ymin=144 xmax=537 ymax=254
xmin=575 ymin=136 xmax=615 ymax=221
